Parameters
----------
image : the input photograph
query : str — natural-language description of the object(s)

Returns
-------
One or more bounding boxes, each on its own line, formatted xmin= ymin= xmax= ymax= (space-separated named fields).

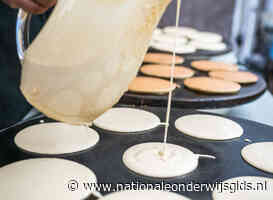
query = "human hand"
xmin=2 ymin=0 xmax=56 ymax=14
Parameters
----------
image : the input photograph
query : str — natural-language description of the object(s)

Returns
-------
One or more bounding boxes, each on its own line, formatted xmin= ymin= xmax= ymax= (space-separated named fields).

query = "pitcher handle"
xmin=16 ymin=9 xmax=32 ymax=62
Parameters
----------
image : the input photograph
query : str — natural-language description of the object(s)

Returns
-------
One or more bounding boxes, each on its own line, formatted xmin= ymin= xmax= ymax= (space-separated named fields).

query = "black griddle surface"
xmin=120 ymin=61 xmax=267 ymax=109
xmin=0 ymin=106 xmax=272 ymax=200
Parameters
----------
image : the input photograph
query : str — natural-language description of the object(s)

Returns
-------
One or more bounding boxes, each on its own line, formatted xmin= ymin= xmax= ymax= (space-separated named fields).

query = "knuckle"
xmin=32 ymin=8 xmax=46 ymax=14
xmin=7 ymin=0 xmax=18 ymax=8
xmin=10 ymin=4 xmax=18 ymax=8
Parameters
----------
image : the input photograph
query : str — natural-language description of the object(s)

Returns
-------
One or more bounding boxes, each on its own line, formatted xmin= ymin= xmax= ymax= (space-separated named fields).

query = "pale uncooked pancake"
xmin=209 ymin=71 xmax=258 ymax=84
xmin=189 ymin=41 xmax=227 ymax=51
xmin=241 ymin=142 xmax=273 ymax=173
xmin=100 ymin=190 xmax=190 ymax=200
xmin=100 ymin=190 xmax=191 ymax=200
xmin=140 ymin=65 xmax=195 ymax=79
xmin=123 ymin=142 xmax=198 ymax=178
xmin=175 ymin=114 xmax=243 ymax=140
xmin=151 ymin=42 xmax=196 ymax=54
xmin=163 ymin=26 xmax=198 ymax=38
xmin=0 ymin=158 xmax=97 ymax=200
xmin=212 ymin=176 xmax=273 ymax=200
xmin=93 ymin=108 xmax=160 ymax=133
xmin=191 ymin=60 xmax=238 ymax=72
xmin=149 ymin=39 xmax=159 ymax=47
xmin=144 ymin=53 xmax=184 ymax=64
xmin=15 ymin=123 xmax=99 ymax=155
xmin=184 ymin=77 xmax=241 ymax=94
xmin=189 ymin=32 xmax=223 ymax=43
xmin=153 ymin=33 xmax=188 ymax=44
xmin=153 ymin=28 xmax=163 ymax=36
xmin=128 ymin=76 xmax=177 ymax=94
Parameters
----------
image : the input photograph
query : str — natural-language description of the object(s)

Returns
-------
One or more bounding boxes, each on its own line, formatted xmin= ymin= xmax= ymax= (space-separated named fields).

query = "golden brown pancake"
xmin=184 ymin=77 xmax=241 ymax=94
xmin=140 ymin=65 xmax=194 ymax=79
xmin=128 ymin=76 xmax=177 ymax=94
xmin=144 ymin=53 xmax=184 ymax=64
xmin=191 ymin=60 xmax=238 ymax=72
xmin=209 ymin=71 xmax=258 ymax=84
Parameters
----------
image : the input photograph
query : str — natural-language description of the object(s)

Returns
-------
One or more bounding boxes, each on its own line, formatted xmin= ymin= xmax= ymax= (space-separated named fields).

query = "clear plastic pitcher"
xmin=16 ymin=0 xmax=171 ymax=125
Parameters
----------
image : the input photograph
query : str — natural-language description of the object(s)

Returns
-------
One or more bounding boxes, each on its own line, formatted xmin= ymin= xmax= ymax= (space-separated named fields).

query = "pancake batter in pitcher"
xmin=17 ymin=0 xmax=171 ymax=125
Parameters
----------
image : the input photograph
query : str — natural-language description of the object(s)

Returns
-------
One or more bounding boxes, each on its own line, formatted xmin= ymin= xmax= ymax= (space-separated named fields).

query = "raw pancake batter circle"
xmin=175 ymin=114 xmax=243 ymax=140
xmin=140 ymin=64 xmax=195 ymax=79
xmin=128 ymin=76 xmax=177 ymax=94
xmin=189 ymin=32 xmax=223 ymax=43
xmin=15 ymin=122 xmax=100 ymax=155
xmin=189 ymin=41 xmax=227 ymax=51
xmin=100 ymin=190 xmax=191 ymax=200
xmin=163 ymin=26 xmax=198 ymax=38
xmin=209 ymin=71 xmax=258 ymax=84
xmin=151 ymin=42 xmax=196 ymax=54
xmin=153 ymin=33 xmax=188 ymax=44
xmin=212 ymin=176 xmax=273 ymax=200
xmin=93 ymin=108 xmax=160 ymax=133
xmin=153 ymin=28 xmax=163 ymax=36
xmin=144 ymin=53 xmax=184 ymax=64
xmin=184 ymin=77 xmax=241 ymax=94
xmin=123 ymin=142 xmax=198 ymax=178
xmin=0 ymin=158 xmax=97 ymax=200
xmin=191 ymin=60 xmax=238 ymax=72
xmin=241 ymin=142 xmax=273 ymax=174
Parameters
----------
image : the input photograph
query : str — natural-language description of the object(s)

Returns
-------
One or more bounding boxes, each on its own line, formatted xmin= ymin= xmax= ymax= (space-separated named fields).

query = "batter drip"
xmin=161 ymin=0 xmax=181 ymax=155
